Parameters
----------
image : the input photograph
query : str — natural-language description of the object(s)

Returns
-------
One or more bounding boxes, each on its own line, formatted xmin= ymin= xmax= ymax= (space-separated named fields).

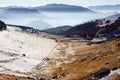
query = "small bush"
xmin=0 ymin=20 xmax=7 ymax=31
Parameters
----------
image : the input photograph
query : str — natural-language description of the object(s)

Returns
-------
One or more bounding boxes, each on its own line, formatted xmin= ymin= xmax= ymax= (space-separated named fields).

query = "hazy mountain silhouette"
xmin=35 ymin=3 xmax=95 ymax=12
xmin=88 ymin=5 xmax=120 ymax=12
xmin=105 ymin=13 xmax=120 ymax=20
xmin=26 ymin=20 xmax=53 ymax=30
xmin=0 ymin=4 xmax=95 ymax=13
xmin=2 ymin=6 xmax=39 ymax=13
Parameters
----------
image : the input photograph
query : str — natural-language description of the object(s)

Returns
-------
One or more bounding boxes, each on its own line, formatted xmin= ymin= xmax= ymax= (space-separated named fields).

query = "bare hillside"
xmin=36 ymin=37 xmax=120 ymax=80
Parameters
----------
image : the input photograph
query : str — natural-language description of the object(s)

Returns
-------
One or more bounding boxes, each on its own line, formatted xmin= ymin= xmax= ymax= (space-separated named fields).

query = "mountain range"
xmin=88 ymin=5 xmax=120 ymax=12
xmin=0 ymin=4 xmax=95 ymax=13
xmin=1 ymin=4 xmax=120 ymax=13
xmin=0 ymin=4 xmax=98 ymax=30
xmin=0 ymin=6 xmax=39 ymax=13
xmin=35 ymin=3 xmax=94 ymax=12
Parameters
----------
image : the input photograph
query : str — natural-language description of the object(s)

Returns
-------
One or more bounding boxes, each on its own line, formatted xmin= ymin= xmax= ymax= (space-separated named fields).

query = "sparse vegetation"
xmin=38 ymin=38 xmax=120 ymax=80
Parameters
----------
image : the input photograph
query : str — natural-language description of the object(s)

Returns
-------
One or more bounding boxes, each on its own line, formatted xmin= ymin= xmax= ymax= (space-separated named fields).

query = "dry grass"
xmin=0 ymin=74 xmax=31 ymax=80
xmin=38 ymin=38 xmax=120 ymax=80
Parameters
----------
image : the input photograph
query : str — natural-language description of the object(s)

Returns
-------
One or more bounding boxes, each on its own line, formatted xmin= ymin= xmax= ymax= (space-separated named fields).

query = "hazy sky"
xmin=0 ymin=0 xmax=120 ymax=7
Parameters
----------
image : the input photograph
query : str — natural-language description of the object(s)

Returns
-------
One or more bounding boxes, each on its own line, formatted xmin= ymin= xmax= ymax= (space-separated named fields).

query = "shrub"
xmin=0 ymin=20 xmax=7 ymax=31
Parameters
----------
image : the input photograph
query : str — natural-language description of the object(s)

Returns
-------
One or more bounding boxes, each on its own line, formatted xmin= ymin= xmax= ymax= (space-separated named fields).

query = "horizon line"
xmin=0 ymin=3 xmax=120 ymax=8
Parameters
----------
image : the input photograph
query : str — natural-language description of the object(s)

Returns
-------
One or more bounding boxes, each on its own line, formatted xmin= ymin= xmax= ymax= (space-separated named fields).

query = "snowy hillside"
xmin=0 ymin=26 xmax=57 ymax=72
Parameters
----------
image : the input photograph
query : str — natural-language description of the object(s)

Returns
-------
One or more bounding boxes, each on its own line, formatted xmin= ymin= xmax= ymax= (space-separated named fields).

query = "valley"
xmin=0 ymin=2 xmax=120 ymax=80
xmin=0 ymin=23 xmax=119 ymax=80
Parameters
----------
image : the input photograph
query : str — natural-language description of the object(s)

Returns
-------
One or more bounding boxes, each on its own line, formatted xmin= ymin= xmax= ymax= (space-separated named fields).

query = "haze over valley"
xmin=0 ymin=4 xmax=117 ymax=29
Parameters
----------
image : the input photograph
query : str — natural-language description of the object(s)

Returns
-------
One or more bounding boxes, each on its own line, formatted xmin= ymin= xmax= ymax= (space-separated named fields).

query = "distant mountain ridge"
xmin=26 ymin=20 xmax=53 ymax=30
xmin=35 ymin=3 xmax=94 ymax=12
xmin=88 ymin=5 xmax=120 ymax=11
xmin=0 ymin=6 xmax=39 ymax=13
xmin=0 ymin=4 xmax=95 ymax=13
xmin=105 ymin=13 xmax=120 ymax=20
xmin=5 ymin=7 xmax=38 ymax=13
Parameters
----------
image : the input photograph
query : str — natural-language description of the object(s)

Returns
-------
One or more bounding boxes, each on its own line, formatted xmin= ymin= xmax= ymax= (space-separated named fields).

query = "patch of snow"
xmin=0 ymin=26 xmax=57 ymax=73
xmin=100 ymin=69 xmax=120 ymax=80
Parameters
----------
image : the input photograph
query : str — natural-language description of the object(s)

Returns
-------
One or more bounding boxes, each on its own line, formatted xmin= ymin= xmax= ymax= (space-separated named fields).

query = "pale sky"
xmin=0 ymin=0 xmax=120 ymax=7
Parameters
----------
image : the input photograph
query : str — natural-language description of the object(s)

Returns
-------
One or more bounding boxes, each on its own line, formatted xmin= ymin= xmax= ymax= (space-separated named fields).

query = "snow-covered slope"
xmin=0 ymin=26 xmax=57 ymax=72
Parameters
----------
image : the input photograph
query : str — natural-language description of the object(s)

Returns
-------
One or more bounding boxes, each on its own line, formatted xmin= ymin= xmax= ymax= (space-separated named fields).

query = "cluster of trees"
xmin=58 ymin=17 xmax=120 ymax=39
xmin=60 ymin=21 xmax=100 ymax=39
xmin=0 ymin=20 xmax=6 ymax=31
xmin=97 ymin=17 xmax=120 ymax=36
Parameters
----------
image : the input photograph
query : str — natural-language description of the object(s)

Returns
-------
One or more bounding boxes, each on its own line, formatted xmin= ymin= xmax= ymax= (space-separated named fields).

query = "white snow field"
xmin=0 ymin=26 xmax=57 ymax=72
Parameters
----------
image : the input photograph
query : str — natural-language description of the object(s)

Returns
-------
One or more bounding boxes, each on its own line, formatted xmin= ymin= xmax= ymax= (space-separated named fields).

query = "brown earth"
xmin=36 ymin=38 xmax=120 ymax=80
